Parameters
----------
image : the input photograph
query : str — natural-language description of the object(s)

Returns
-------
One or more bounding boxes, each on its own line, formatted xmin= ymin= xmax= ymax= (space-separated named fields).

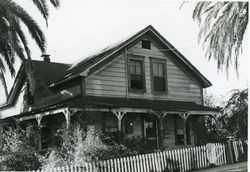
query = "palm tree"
xmin=0 ymin=0 xmax=59 ymax=101
xmin=192 ymin=2 xmax=248 ymax=75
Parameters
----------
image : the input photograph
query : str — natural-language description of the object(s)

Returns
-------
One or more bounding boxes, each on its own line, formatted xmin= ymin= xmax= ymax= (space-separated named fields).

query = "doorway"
xmin=144 ymin=116 xmax=158 ymax=149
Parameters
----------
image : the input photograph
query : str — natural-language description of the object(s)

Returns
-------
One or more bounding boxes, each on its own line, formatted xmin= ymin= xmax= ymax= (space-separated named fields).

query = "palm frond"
xmin=49 ymin=0 xmax=60 ymax=8
xmin=32 ymin=0 xmax=49 ymax=25
xmin=7 ymin=1 xmax=46 ymax=53
xmin=0 ymin=0 xmax=60 ymax=100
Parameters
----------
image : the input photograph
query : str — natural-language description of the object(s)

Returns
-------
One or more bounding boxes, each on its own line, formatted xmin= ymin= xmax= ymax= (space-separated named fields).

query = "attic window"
xmin=141 ymin=40 xmax=151 ymax=49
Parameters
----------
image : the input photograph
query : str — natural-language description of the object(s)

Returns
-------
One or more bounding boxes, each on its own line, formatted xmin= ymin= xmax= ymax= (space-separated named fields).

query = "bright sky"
xmin=0 ymin=0 xmax=248 ymax=104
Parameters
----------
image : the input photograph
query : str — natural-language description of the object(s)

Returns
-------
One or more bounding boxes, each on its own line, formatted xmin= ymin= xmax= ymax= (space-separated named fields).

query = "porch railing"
xmin=30 ymin=140 xmax=246 ymax=172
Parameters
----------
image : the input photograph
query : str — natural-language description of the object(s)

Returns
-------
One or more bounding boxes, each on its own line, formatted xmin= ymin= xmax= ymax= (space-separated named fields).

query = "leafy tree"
xmin=222 ymin=88 xmax=248 ymax=140
xmin=196 ymin=92 xmax=225 ymax=144
xmin=192 ymin=2 xmax=248 ymax=74
xmin=0 ymin=0 xmax=60 ymax=100
xmin=197 ymin=89 xmax=248 ymax=144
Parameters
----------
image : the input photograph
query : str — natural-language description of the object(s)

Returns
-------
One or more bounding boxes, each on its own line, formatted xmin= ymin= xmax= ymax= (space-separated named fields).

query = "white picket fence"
xmin=32 ymin=143 xmax=228 ymax=172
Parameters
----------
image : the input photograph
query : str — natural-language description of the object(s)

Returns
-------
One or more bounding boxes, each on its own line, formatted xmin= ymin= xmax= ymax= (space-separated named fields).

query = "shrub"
xmin=123 ymin=136 xmax=150 ymax=154
xmin=0 ymin=125 xmax=43 ymax=171
xmin=43 ymin=125 xmax=132 ymax=168
xmin=42 ymin=124 xmax=84 ymax=168
xmin=74 ymin=126 xmax=132 ymax=164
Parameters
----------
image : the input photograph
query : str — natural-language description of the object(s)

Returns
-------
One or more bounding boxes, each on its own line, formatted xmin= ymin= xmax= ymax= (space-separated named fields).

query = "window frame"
xmin=150 ymin=57 xmax=168 ymax=94
xmin=128 ymin=55 xmax=146 ymax=93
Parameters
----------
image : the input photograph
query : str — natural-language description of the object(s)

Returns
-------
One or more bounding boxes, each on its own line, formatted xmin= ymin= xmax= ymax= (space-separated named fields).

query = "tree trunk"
xmin=24 ymin=60 xmax=36 ymax=96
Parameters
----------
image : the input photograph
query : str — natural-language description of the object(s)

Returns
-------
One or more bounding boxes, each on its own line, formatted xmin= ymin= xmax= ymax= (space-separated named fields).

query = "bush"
xmin=123 ymin=136 xmax=151 ymax=154
xmin=43 ymin=125 xmax=132 ymax=168
xmin=42 ymin=124 xmax=84 ymax=168
xmin=0 ymin=125 xmax=43 ymax=171
xmin=74 ymin=126 xmax=134 ymax=163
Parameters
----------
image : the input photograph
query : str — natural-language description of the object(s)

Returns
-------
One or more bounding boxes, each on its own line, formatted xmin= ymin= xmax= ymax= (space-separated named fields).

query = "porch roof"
xmin=0 ymin=96 xmax=219 ymax=122
xmin=66 ymin=96 xmax=218 ymax=113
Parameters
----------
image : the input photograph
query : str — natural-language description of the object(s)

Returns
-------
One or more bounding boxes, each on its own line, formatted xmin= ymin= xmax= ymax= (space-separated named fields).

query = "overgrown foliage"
xmin=43 ymin=126 xmax=132 ymax=168
xmin=192 ymin=2 xmax=248 ymax=74
xmin=196 ymin=89 xmax=248 ymax=144
xmin=222 ymin=88 xmax=248 ymax=140
xmin=0 ymin=125 xmax=43 ymax=171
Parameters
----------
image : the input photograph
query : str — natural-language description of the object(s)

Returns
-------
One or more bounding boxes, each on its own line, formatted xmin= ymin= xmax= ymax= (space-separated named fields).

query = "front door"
xmin=144 ymin=116 xmax=158 ymax=149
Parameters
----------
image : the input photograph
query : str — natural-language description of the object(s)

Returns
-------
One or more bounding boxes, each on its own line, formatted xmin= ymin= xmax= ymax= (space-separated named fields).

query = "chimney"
xmin=41 ymin=54 xmax=50 ymax=62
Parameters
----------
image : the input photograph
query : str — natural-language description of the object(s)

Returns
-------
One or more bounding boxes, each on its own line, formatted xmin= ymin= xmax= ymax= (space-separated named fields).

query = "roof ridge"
xmin=31 ymin=59 xmax=71 ymax=66
xmin=69 ymin=25 xmax=153 ymax=71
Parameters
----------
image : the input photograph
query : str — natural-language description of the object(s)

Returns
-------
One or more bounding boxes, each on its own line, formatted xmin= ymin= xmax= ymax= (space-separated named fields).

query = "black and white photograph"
xmin=0 ymin=1 xmax=248 ymax=171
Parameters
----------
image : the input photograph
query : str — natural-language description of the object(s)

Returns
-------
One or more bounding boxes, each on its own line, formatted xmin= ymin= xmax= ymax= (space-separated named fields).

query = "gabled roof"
xmin=0 ymin=60 xmax=69 ymax=108
xmin=32 ymin=60 xmax=70 ymax=85
xmin=52 ymin=25 xmax=211 ymax=88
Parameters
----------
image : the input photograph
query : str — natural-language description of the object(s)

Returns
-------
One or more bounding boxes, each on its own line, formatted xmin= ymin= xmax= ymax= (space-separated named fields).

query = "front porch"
xmin=0 ymin=96 xmax=219 ymax=151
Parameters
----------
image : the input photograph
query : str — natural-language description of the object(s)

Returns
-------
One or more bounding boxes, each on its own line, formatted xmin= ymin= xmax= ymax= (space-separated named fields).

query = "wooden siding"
xmin=85 ymin=39 xmax=203 ymax=104
xmin=85 ymin=55 xmax=127 ymax=97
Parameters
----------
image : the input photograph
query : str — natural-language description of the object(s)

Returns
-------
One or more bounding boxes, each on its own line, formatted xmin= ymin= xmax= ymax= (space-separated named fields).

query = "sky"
xmin=0 ymin=0 xmax=248 ymax=105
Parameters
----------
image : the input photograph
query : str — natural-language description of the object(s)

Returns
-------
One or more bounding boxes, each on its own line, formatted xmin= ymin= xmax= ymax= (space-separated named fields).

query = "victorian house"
xmin=0 ymin=25 xmax=218 ymax=150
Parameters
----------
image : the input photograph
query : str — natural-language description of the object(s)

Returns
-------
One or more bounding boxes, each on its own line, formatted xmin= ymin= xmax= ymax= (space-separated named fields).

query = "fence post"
xmin=226 ymin=140 xmax=234 ymax=164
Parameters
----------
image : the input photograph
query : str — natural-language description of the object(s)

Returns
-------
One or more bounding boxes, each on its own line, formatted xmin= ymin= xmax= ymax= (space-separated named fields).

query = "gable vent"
xmin=141 ymin=40 xmax=151 ymax=49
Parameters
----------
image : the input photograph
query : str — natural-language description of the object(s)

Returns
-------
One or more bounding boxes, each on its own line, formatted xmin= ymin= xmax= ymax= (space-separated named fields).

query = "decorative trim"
xmin=112 ymin=110 xmax=127 ymax=131
xmin=36 ymin=114 xmax=42 ymax=127
xmin=18 ymin=107 xmax=84 ymax=122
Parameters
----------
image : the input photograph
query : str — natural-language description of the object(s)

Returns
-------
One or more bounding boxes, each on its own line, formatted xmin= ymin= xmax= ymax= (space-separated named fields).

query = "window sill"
xmin=152 ymin=91 xmax=168 ymax=95
xmin=129 ymin=89 xmax=146 ymax=94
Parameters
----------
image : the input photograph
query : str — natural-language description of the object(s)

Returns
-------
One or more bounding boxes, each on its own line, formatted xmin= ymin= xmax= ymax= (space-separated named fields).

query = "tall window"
xmin=129 ymin=59 xmax=144 ymax=90
xmin=152 ymin=61 xmax=166 ymax=92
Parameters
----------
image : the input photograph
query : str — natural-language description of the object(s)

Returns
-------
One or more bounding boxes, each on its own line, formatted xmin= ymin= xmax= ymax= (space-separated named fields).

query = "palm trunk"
xmin=24 ymin=59 xmax=36 ymax=96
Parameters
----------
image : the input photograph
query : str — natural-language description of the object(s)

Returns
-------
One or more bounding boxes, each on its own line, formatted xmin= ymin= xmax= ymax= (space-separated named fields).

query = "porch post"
xmin=183 ymin=119 xmax=187 ymax=145
xmin=112 ymin=111 xmax=127 ymax=143
xmin=35 ymin=114 xmax=43 ymax=151
xmin=152 ymin=111 xmax=167 ymax=149
xmin=63 ymin=109 xmax=71 ymax=128
xmin=63 ymin=108 xmax=78 ymax=128
xmin=178 ymin=113 xmax=191 ymax=146
xmin=112 ymin=111 xmax=127 ymax=132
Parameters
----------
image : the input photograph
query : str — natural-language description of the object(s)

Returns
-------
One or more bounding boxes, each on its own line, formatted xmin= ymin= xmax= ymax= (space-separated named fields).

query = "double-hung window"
xmin=151 ymin=59 xmax=167 ymax=92
xmin=129 ymin=58 xmax=145 ymax=91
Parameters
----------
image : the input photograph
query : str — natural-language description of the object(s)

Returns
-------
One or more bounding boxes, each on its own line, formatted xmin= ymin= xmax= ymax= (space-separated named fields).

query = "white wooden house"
xmin=0 ymin=25 xmax=218 ymax=150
